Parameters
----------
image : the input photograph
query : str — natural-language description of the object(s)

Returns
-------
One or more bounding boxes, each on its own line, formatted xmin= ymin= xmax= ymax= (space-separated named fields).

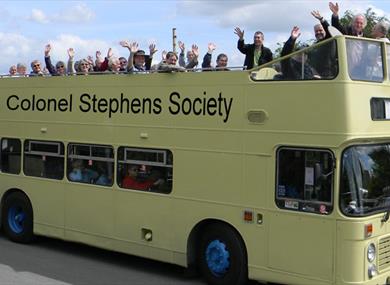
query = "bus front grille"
xmin=379 ymin=236 xmax=390 ymax=272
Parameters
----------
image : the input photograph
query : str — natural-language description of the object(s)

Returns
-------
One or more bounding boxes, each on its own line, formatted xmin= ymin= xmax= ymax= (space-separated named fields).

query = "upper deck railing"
xmin=1 ymin=36 xmax=389 ymax=83
xmin=251 ymin=35 xmax=390 ymax=83
xmin=0 ymin=64 xmax=247 ymax=78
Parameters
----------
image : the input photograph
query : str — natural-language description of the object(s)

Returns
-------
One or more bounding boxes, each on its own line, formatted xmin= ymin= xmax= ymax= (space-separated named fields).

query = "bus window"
xmin=67 ymin=143 xmax=114 ymax=186
xmin=117 ymin=147 xmax=173 ymax=193
xmin=276 ymin=148 xmax=334 ymax=214
xmin=346 ymin=39 xmax=384 ymax=82
xmin=24 ymin=140 xmax=64 ymax=180
xmin=340 ymin=144 xmax=390 ymax=216
xmin=387 ymin=43 xmax=390 ymax=80
xmin=1 ymin=138 xmax=21 ymax=174
xmin=251 ymin=38 xmax=338 ymax=81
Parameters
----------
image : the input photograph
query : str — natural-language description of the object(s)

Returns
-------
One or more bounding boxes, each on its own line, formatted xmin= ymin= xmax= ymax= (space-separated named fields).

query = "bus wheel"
xmin=199 ymin=224 xmax=247 ymax=285
xmin=2 ymin=192 xmax=33 ymax=243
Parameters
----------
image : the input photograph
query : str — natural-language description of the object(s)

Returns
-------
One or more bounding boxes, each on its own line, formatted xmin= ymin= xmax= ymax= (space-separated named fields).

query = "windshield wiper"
xmin=382 ymin=208 xmax=390 ymax=223
xmin=381 ymin=186 xmax=390 ymax=222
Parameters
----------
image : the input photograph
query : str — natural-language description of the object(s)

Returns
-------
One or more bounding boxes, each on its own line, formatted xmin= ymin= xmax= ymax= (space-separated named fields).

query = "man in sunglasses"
xmin=30 ymin=60 xmax=44 ymax=76
xmin=44 ymin=44 xmax=67 ymax=76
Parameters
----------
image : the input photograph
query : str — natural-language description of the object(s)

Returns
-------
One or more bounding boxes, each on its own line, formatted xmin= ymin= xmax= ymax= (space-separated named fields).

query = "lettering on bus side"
xmin=5 ymin=91 xmax=234 ymax=123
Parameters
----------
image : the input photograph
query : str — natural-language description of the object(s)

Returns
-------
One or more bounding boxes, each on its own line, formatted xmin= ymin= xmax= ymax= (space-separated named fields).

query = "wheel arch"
xmin=186 ymin=218 xmax=247 ymax=269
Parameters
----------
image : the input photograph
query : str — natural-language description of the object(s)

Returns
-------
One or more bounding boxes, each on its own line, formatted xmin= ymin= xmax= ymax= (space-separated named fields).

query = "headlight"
xmin=367 ymin=243 xmax=376 ymax=262
xmin=368 ymin=264 xmax=378 ymax=279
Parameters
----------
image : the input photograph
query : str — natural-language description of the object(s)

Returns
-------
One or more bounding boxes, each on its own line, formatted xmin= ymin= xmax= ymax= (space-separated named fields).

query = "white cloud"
xmin=0 ymin=33 xmax=119 ymax=74
xmin=27 ymin=3 xmax=95 ymax=25
xmin=48 ymin=34 xmax=116 ymax=62
xmin=0 ymin=32 xmax=35 ymax=73
xmin=28 ymin=9 xmax=49 ymax=24
xmin=57 ymin=3 xmax=95 ymax=23
xmin=0 ymin=33 xmax=33 ymax=58
xmin=177 ymin=0 xmax=383 ymax=34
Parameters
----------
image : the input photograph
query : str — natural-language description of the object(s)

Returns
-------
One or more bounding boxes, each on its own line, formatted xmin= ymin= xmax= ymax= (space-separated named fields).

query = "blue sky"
xmin=0 ymin=0 xmax=389 ymax=74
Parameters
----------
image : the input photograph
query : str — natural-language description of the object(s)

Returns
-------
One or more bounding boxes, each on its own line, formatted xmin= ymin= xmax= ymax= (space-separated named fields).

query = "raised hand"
xmin=291 ymin=26 xmax=301 ymax=40
xmin=207 ymin=42 xmax=216 ymax=53
xmin=311 ymin=10 xmax=323 ymax=21
xmin=87 ymin=55 xmax=94 ymax=64
xmin=191 ymin=44 xmax=199 ymax=57
xmin=178 ymin=41 xmax=185 ymax=52
xmin=162 ymin=50 xmax=167 ymax=61
xmin=107 ymin=47 xmax=113 ymax=58
xmin=67 ymin=48 xmax=75 ymax=59
xmin=119 ymin=40 xmax=130 ymax=49
xmin=329 ymin=2 xmax=339 ymax=16
xmin=234 ymin=27 xmax=244 ymax=39
xmin=130 ymin=42 xmax=139 ymax=53
xmin=149 ymin=43 xmax=157 ymax=55
xmin=44 ymin=44 xmax=51 ymax=56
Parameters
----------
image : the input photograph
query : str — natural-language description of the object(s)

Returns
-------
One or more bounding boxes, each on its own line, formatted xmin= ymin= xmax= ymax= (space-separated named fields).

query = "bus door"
xmin=268 ymin=147 xmax=335 ymax=282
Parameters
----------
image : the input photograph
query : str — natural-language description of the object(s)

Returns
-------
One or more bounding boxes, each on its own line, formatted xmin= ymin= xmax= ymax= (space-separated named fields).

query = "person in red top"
xmin=122 ymin=165 xmax=160 ymax=190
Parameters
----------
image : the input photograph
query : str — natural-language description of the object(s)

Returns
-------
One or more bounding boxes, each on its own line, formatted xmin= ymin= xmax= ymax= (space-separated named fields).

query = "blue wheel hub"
xmin=8 ymin=206 xmax=25 ymax=234
xmin=205 ymin=239 xmax=230 ymax=277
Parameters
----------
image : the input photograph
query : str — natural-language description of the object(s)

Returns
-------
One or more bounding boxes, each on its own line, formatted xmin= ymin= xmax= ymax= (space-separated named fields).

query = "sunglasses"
xmin=33 ymin=64 xmax=40 ymax=68
xmin=56 ymin=65 xmax=64 ymax=68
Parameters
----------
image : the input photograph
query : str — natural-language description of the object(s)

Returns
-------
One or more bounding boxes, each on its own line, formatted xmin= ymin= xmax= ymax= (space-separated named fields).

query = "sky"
xmin=0 ymin=0 xmax=390 ymax=74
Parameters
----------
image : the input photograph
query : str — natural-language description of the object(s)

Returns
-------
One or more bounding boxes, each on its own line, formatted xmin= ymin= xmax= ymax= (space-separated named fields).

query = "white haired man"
xmin=372 ymin=22 xmax=389 ymax=42
xmin=329 ymin=2 xmax=366 ymax=36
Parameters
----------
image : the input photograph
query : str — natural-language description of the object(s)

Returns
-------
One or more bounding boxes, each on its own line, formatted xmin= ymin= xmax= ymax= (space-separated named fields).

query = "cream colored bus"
xmin=0 ymin=35 xmax=390 ymax=285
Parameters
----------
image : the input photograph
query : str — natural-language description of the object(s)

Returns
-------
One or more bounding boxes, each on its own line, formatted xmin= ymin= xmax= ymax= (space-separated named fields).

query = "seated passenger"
xmin=329 ymin=2 xmax=366 ymax=37
xmin=98 ymin=48 xmax=114 ymax=72
xmin=119 ymin=57 xmax=127 ymax=71
xmin=150 ymin=50 xmax=167 ymax=71
xmin=78 ymin=59 xmax=90 ymax=75
xmin=201 ymin=43 xmax=229 ymax=71
xmin=16 ymin=63 xmax=28 ymax=76
xmin=67 ymin=47 xmax=92 ymax=75
xmin=30 ymin=60 xmax=44 ymax=76
xmin=121 ymin=165 xmax=163 ymax=191
xmin=372 ymin=22 xmax=390 ymax=42
xmin=68 ymin=159 xmax=84 ymax=182
xmin=119 ymin=41 xmax=156 ymax=73
xmin=68 ymin=159 xmax=98 ymax=183
xmin=108 ymin=57 xmax=121 ymax=73
xmin=8 ymin=65 xmax=17 ymax=77
xmin=311 ymin=10 xmax=331 ymax=42
xmin=280 ymin=26 xmax=319 ymax=80
xmin=158 ymin=46 xmax=198 ymax=72
xmin=96 ymin=173 xmax=111 ymax=186
xmin=178 ymin=41 xmax=198 ymax=69
xmin=44 ymin=44 xmax=67 ymax=76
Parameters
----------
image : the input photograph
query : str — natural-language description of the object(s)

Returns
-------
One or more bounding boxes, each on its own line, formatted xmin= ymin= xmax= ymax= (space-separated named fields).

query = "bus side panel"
xmin=65 ymin=184 xmax=113 ymax=245
xmin=268 ymin=212 xmax=335 ymax=282
xmin=21 ymin=178 xmax=65 ymax=238
xmin=112 ymin=189 xmax=174 ymax=263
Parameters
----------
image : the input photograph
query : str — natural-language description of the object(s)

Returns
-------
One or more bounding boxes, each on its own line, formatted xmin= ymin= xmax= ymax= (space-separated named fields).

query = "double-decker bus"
xmin=0 ymin=35 xmax=390 ymax=285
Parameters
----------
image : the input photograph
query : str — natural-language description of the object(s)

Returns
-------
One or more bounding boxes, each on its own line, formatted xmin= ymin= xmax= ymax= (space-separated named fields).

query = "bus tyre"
xmin=2 ymin=192 xmax=33 ymax=243
xmin=199 ymin=224 xmax=248 ymax=285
